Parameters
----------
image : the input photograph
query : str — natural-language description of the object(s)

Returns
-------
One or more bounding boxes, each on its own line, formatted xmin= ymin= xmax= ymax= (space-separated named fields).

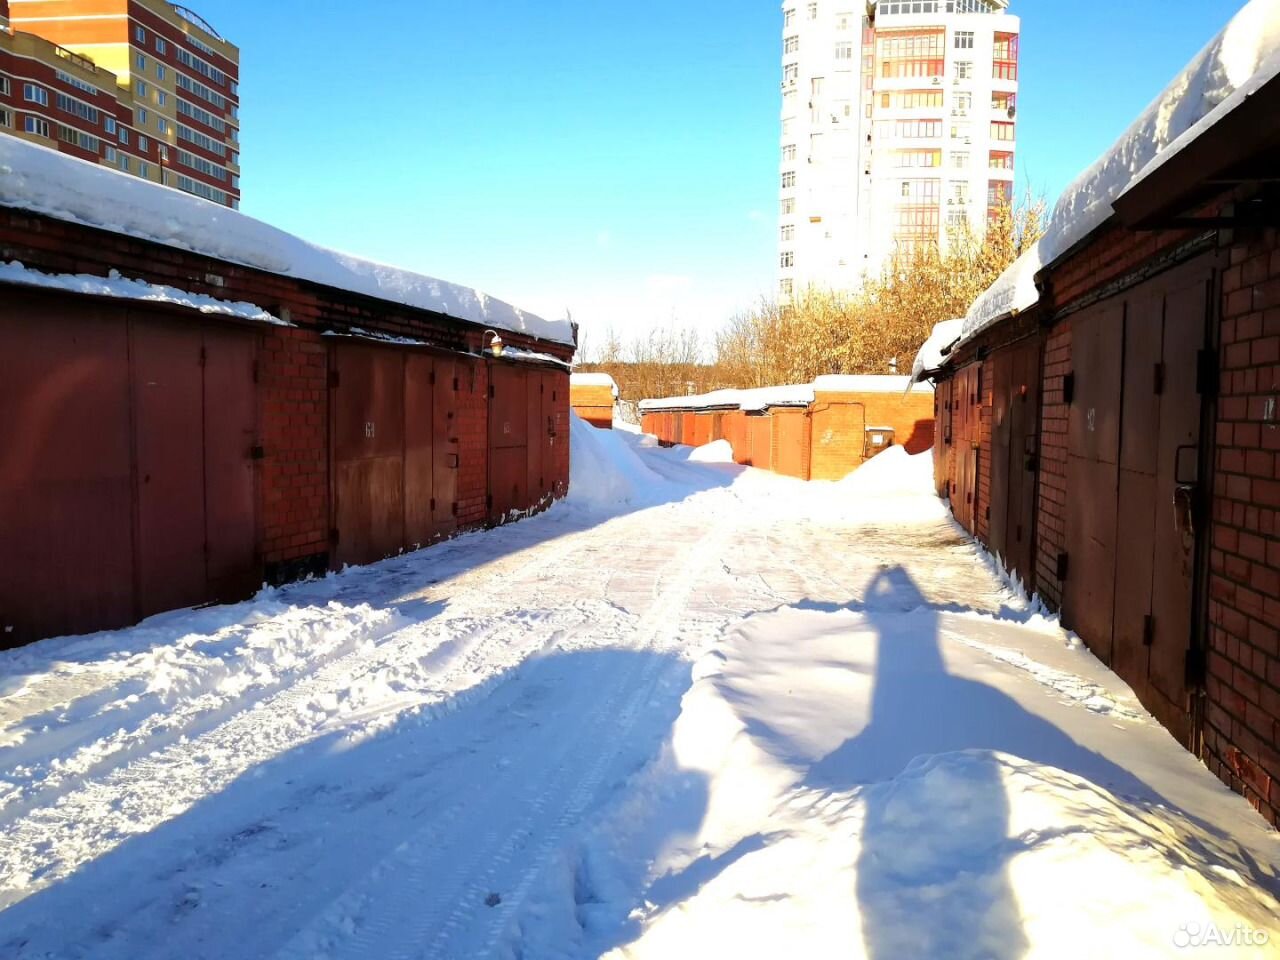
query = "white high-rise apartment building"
xmin=778 ymin=0 xmax=1020 ymax=297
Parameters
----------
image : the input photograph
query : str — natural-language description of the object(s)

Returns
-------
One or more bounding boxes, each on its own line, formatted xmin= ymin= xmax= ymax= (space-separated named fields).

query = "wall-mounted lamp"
xmin=483 ymin=328 xmax=505 ymax=358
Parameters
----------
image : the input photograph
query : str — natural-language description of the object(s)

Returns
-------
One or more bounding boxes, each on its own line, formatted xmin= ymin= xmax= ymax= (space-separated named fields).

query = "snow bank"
xmin=0 ymin=138 xmax=573 ymax=345
xmin=687 ymin=440 xmax=734 ymax=464
xmin=910 ymin=317 xmax=965 ymax=384
xmin=963 ymin=0 xmax=1280 ymax=342
xmin=571 ymin=372 xmax=620 ymax=397
xmin=552 ymin=606 xmax=1280 ymax=959
xmin=0 ymin=261 xmax=286 ymax=324
xmin=566 ymin=411 xmax=670 ymax=513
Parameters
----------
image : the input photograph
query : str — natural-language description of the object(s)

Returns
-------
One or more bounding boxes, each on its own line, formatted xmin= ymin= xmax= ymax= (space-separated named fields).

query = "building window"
xmin=155 ymin=37 xmax=167 ymax=55
xmin=139 ymin=134 xmax=150 ymax=152
xmin=782 ymin=144 xmax=797 ymax=162
xmin=784 ymin=63 xmax=799 ymax=83
xmin=951 ymin=150 xmax=969 ymax=167
xmin=24 ymin=116 xmax=51 ymax=138
xmin=954 ymin=92 xmax=971 ymax=114
xmin=157 ymin=91 xmax=167 ymax=107
xmin=950 ymin=179 xmax=969 ymax=203
xmin=140 ymin=161 xmax=150 ymax=178
xmin=880 ymin=118 xmax=942 ymax=138
xmin=990 ymin=121 xmax=1015 ymax=141
xmin=993 ymin=32 xmax=1018 ymax=80
xmin=104 ymin=145 xmax=117 ymax=163
xmin=119 ymin=154 xmax=130 ymax=172
xmin=0 ymin=109 xmax=10 ymax=128
xmin=156 ymin=116 xmax=167 ymax=134
xmin=780 ymin=279 xmax=794 ymax=296
xmin=899 ymin=178 xmax=941 ymax=203
xmin=954 ymin=31 xmax=974 ymax=49
xmin=136 ymin=53 xmax=146 ymax=71
xmin=987 ymin=179 xmax=1012 ymax=210
xmin=105 ymin=117 xmax=117 ymax=135
xmin=157 ymin=65 xmax=166 ymax=81
xmin=119 ymin=127 xmax=130 ymax=145
xmin=136 ymin=80 xmax=148 ymax=98
xmin=782 ymin=198 xmax=796 ymax=215
xmin=0 ymin=76 xmax=9 ymax=97
xmin=989 ymin=150 xmax=1014 ymax=169
xmin=782 ymin=171 xmax=796 ymax=189
xmin=784 ymin=8 xmax=796 ymax=26
xmin=836 ymin=12 xmax=853 ymax=30
xmin=781 ymin=224 xmax=795 ymax=242
xmin=955 ymin=60 xmax=973 ymax=79
xmin=135 ymin=25 xmax=145 ymax=43
xmin=56 ymin=93 xmax=100 ymax=125
xmin=138 ymin=108 xmax=148 ymax=126
xmin=808 ymin=2 xmax=818 ymax=18
xmin=835 ymin=41 xmax=854 ymax=60
xmin=784 ymin=35 xmax=799 ymax=54
xmin=23 ymin=83 xmax=49 ymax=107
xmin=891 ymin=149 xmax=941 ymax=168
xmin=881 ymin=90 xmax=943 ymax=109
xmin=780 ymin=251 xmax=795 ymax=268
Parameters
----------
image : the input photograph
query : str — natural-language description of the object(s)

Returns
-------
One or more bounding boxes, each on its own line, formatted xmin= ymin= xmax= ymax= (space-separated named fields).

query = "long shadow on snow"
xmin=0 ymin=648 xmax=708 ymax=960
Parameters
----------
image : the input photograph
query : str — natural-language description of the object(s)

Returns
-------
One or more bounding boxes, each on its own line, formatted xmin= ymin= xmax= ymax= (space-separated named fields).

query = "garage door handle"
xmin=1173 ymin=484 xmax=1196 ymax=540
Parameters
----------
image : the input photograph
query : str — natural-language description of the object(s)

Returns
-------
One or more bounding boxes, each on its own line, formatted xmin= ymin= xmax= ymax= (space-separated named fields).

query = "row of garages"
xmin=0 ymin=146 xmax=574 ymax=648
xmin=919 ymin=12 xmax=1280 ymax=827
xmin=639 ymin=377 xmax=935 ymax=481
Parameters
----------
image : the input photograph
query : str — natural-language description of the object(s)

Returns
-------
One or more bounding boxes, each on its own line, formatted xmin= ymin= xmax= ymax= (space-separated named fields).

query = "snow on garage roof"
xmin=812 ymin=374 xmax=933 ymax=395
xmin=570 ymin=372 xmax=620 ymax=397
xmin=0 ymin=137 xmax=575 ymax=346
xmin=962 ymin=0 xmax=1280 ymax=343
xmin=639 ymin=385 xmax=814 ymax=414
xmin=910 ymin=318 xmax=966 ymax=385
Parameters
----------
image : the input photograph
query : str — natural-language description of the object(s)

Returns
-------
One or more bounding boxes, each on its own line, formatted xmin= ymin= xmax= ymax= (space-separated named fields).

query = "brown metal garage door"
xmin=988 ymin=339 xmax=1042 ymax=589
xmin=488 ymin=364 xmax=530 ymax=524
xmin=0 ymin=291 xmax=259 ymax=644
xmin=1062 ymin=256 xmax=1216 ymax=744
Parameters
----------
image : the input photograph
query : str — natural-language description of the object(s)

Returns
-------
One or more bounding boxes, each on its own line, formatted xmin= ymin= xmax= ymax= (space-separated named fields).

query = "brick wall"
xmin=1205 ymin=227 xmax=1280 ymax=827
xmin=259 ymin=327 xmax=329 ymax=579
xmin=1034 ymin=322 xmax=1072 ymax=611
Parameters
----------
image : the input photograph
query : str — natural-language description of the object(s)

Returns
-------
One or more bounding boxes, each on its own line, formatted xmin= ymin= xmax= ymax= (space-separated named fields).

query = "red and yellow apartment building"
xmin=0 ymin=0 xmax=240 ymax=207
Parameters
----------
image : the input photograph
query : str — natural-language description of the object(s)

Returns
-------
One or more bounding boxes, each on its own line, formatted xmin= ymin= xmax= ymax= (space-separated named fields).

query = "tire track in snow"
xmin=0 ymin=507 xmax=668 ymax=908
xmin=266 ymin=512 xmax=734 ymax=960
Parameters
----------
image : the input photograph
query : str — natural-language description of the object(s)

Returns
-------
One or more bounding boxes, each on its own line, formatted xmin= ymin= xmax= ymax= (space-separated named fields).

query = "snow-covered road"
xmin=1 ymin=420 xmax=1277 ymax=959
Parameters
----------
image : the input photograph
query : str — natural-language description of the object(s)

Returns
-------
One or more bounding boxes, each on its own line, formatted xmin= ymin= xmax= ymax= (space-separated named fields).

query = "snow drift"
xmin=567 ymin=412 xmax=670 ymax=513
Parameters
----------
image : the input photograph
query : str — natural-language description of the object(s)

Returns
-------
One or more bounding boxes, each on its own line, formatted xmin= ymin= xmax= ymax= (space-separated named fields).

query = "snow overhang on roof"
xmin=639 ymin=385 xmax=815 ymax=414
xmin=910 ymin=318 xmax=966 ymax=383
xmin=570 ymin=372 xmax=620 ymax=398
xmin=0 ymin=138 xmax=575 ymax=346
xmin=958 ymin=0 xmax=1280 ymax=346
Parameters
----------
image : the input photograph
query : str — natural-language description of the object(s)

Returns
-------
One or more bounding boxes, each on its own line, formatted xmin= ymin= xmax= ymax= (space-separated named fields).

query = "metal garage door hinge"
xmin=1185 ymin=646 xmax=1207 ymax=687
xmin=1196 ymin=348 xmax=1219 ymax=397
xmin=1056 ymin=551 xmax=1069 ymax=581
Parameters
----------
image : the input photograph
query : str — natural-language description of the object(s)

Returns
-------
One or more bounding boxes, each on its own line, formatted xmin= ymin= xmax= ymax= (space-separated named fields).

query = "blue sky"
xmin=211 ymin=0 xmax=1245 ymax=346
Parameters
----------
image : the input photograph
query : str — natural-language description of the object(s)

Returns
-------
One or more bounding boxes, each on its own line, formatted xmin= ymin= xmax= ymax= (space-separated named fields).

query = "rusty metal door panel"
xmin=1110 ymin=293 xmax=1164 ymax=688
xmin=1005 ymin=340 xmax=1042 ymax=586
xmin=1068 ymin=302 xmax=1124 ymax=466
xmin=489 ymin=447 xmax=527 ymax=522
xmin=333 ymin=343 xmax=405 ymax=463
xmin=525 ymin=372 xmax=553 ymax=510
xmin=548 ymin=372 xmax=567 ymax=497
xmin=201 ymin=325 xmax=259 ymax=603
xmin=749 ymin=416 xmax=772 ymax=470
xmin=1119 ymin=293 xmax=1164 ymax=474
xmin=131 ymin=318 xmax=208 ymax=618
xmin=934 ymin=379 xmax=950 ymax=497
xmin=489 ymin=365 xmax=529 ymax=450
xmin=432 ymin=357 xmax=459 ymax=536
xmin=404 ymin=353 xmax=436 ymax=547
xmin=488 ymin=365 xmax=529 ymax=523
xmin=988 ymin=351 xmax=1013 ymax=558
xmin=1148 ymin=271 xmax=1212 ymax=731
xmin=0 ymin=295 xmax=135 ymax=643
xmin=1063 ymin=456 xmax=1120 ymax=663
xmin=331 ymin=343 xmax=405 ymax=567
xmin=334 ymin=458 xmax=405 ymax=565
